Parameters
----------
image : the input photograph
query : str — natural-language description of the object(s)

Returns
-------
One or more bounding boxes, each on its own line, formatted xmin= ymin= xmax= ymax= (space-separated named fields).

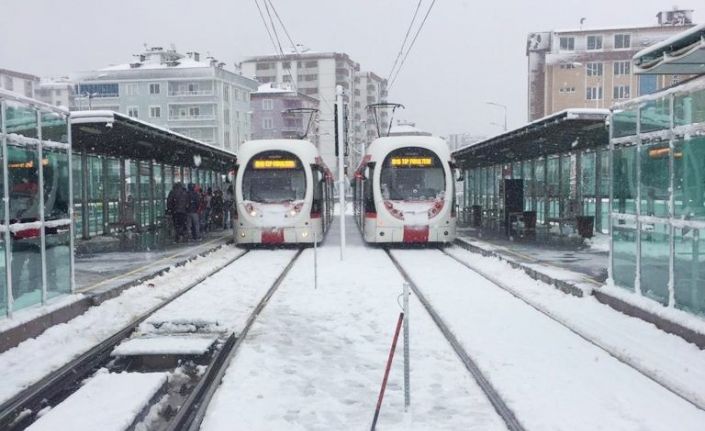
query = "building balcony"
xmin=168 ymin=114 xmax=216 ymax=121
xmin=168 ymin=90 xmax=214 ymax=97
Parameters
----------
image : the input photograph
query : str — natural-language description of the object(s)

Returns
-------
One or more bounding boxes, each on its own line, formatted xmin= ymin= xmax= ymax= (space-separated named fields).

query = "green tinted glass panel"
xmin=44 ymin=149 xmax=70 ymax=220
xmin=640 ymin=141 xmax=670 ymax=218
xmin=612 ymin=219 xmax=637 ymax=291
xmin=640 ymin=98 xmax=670 ymax=133
xmin=0 ymin=240 xmax=6 ymax=317
xmin=612 ymin=108 xmax=637 ymax=138
xmin=40 ymin=111 xmax=68 ymax=143
xmin=612 ymin=145 xmax=637 ymax=214
xmin=674 ymin=88 xmax=705 ymax=127
xmin=674 ymin=137 xmax=705 ymax=221
xmin=46 ymin=225 xmax=71 ymax=297
xmin=674 ymin=228 xmax=705 ymax=315
xmin=5 ymin=101 xmax=37 ymax=138
xmin=640 ymin=222 xmax=670 ymax=305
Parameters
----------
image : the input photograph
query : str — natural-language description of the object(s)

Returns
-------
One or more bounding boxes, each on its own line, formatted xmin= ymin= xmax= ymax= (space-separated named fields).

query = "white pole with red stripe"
xmin=336 ymin=85 xmax=346 ymax=260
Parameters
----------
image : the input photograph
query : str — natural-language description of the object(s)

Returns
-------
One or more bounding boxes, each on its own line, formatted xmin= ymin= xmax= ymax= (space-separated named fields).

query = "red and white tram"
xmin=353 ymin=135 xmax=457 ymax=244
xmin=235 ymin=139 xmax=334 ymax=245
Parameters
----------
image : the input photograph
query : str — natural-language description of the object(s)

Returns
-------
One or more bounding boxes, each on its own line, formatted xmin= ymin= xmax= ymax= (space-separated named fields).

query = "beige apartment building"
xmin=527 ymin=9 xmax=695 ymax=121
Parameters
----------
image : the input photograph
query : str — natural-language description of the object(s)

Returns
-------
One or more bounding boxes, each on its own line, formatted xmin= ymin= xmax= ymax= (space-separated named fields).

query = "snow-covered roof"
xmin=100 ymin=56 xmax=210 ymax=71
xmin=254 ymin=83 xmax=295 ymax=94
xmin=633 ymin=23 xmax=705 ymax=75
xmin=0 ymin=88 xmax=69 ymax=114
xmin=387 ymin=124 xmax=432 ymax=137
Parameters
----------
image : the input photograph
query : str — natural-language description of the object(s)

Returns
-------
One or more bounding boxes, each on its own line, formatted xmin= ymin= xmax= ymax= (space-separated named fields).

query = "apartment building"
xmin=240 ymin=52 xmax=361 ymax=175
xmin=35 ymin=77 xmax=76 ymax=108
xmin=0 ymin=68 xmax=39 ymax=98
xmin=251 ymin=83 xmax=320 ymax=144
xmin=527 ymin=9 xmax=695 ymax=121
xmin=73 ymin=46 xmax=258 ymax=151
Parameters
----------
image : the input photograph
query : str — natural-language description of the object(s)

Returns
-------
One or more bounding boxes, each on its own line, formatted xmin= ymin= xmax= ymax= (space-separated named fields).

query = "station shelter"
xmin=0 ymin=89 xmax=73 ymax=317
xmin=609 ymin=23 xmax=705 ymax=315
xmin=453 ymin=109 xmax=610 ymax=239
xmin=71 ymin=111 xmax=234 ymax=241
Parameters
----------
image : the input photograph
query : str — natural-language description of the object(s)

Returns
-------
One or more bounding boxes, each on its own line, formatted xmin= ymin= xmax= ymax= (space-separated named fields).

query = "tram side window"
xmin=311 ymin=167 xmax=323 ymax=215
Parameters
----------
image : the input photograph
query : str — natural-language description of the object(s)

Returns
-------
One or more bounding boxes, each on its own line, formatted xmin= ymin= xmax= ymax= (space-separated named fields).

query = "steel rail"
xmin=384 ymin=248 xmax=526 ymax=431
xmin=0 ymin=248 xmax=249 ymax=430
xmin=168 ymin=247 xmax=305 ymax=431
xmin=440 ymin=247 xmax=705 ymax=413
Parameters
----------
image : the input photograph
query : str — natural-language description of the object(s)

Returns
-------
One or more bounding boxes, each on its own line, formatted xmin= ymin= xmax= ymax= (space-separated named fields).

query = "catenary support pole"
xmin=403 ymin=282 xmax=411 ymax=411
xmin=370 ymin=312 xmax=404 ymax=431
xmin=313 ymin=231 xmax=318 ymax=290
xmin=336 ymin=85 xmax=346 ymax=260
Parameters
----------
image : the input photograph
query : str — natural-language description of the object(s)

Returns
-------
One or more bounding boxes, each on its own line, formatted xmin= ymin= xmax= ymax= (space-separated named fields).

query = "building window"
xmin=614 ymin=34 xmax=631 ymax=49
xmin=282 ymin=61 xmax=291 ymax=69
xmin=587 ymin=35 xmax=603 ymax=50
xmin=613 ymin=85 xmax=630 ymax=100
xmin=586 ymin=86 xmax=603 ymax=100
xmin=149 ymin=106 xmax=161 ymax=118
xmin=586 ymin=62 xmax=603 ymax=76
xmin=224 ymin=131 xmax=230 ymax=149
xmin=559 ymin=36 xmax=575 ymax=51
xmin=256 ymin=62 xmax=273 ymax=70
xmin=262 ymin=99 xmax=273 ymax=110
xmin=3 ymin=76 xmax=13 ymax=91
xmin=559 ymin=87 xmax=576 ymax=94
xmin=304 ymin=60 xmax=318 ymax=68
xmin=125 ymin=83 xmax=139 ymax=96
xmin=223 ymin=85 xmax=230 ymax=101
xmin=304 ymin=74 xmax=317 ymax=81
xmin=127 ymin=106 xmax=139 ymax=118
xmin=77 ymin=83 xmax=119 ymax=98
xmin=282 ymin=75 xmax=292 ymax=83
xmin=24 ymin=81 xmax=33 ymax=97
xmin=149 ymin=83 xmax=160 ymax=95
xmin=559 ymin=63 xmax=577 ymax=69
xmin=189 ymin=106 xmax=200 ymax=117
xmin=224 ymin=108 xmax=230 ymax=125
xmin=614 ymin=61 xmax=630 ymax=76
xmin=262 ymin=118 xmax=273 ymax=129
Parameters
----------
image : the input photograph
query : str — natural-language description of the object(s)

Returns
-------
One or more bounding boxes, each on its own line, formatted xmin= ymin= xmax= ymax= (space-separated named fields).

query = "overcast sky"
xmin=1 ymin=0 xmax=702 ymax=137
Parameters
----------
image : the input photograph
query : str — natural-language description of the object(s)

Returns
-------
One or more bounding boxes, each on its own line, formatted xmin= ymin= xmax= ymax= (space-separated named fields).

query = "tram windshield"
xmin=380 ymin=147 xmax=446 ymax=201
xmin=242 ymin=151 xmax=306 ymax=203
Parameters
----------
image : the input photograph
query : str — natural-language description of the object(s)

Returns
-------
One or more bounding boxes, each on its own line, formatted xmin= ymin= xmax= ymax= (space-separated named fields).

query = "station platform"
xmin=455 ymin=228 xmax=705 ymax=348
xmin=0 ymin=229 xmax=233 ymax=354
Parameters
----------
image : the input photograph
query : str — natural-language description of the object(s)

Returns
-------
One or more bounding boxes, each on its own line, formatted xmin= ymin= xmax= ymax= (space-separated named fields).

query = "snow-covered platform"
xmin=0 ymin=232 xmax=232 ymax=355
xmin=26 ymin=371 xmax=168 ymax=431
xmin=454 ymin=230 xmax=705 ymax=348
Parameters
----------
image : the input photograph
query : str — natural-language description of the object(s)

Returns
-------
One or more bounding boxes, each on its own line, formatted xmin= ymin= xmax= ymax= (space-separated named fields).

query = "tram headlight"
xmin=301 ymin=230 xmax=309 ymax=238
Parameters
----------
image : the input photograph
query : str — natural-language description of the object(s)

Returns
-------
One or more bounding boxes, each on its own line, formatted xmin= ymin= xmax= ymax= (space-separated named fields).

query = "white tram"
xmin=234 ymin=139 xmax=334 ymax=245
xmin=353 ymin=135 xmax=457 ymax=244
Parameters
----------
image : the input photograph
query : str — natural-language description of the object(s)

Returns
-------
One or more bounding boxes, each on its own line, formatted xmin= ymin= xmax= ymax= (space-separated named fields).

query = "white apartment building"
xmin=0 ymin=68 xmax=39 ymax=98
xmin=73 ymin=46 xmax=258 ymax=151
xmin=240 ymin=52 xmax=362 ymax=175
xmin=35 ymin=78 xmax=76 ymax=108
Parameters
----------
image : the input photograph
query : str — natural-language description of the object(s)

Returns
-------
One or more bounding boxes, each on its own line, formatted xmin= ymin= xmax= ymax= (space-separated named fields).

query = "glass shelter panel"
xmin=612 ymin=219 xmax=637 ymax=291
xmin=612 ymin=145 xmax=637 ymax=214
xmin=639 ymin=222 xmax=670 ymax=305
xmin=673 ymin=228 xmax=705 ymax=315
xmin=640 ymin=141 xmax=670 ymax=218
xmin=674 ymin=137 xmax=705 ymax=221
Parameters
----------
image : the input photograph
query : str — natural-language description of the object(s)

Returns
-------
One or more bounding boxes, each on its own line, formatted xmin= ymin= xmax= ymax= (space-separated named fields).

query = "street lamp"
xmin=485 ymin=101 xmax=507 ymax=131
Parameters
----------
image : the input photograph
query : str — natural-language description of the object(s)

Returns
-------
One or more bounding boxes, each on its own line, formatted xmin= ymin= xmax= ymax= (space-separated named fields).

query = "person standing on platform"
xmin=173 ymin=183 xmax=189 ymax=242
xmin=187 ymin=183 xmax=201 ymax=241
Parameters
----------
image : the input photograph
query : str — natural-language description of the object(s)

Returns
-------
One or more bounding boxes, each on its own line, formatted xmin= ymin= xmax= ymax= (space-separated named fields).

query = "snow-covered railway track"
xmin=166 ymin=247 xmax=303 ymax=431
xmin=0 ymin=249 xmax=251 ymax=431
xmin=438 ymin=247 xmax=705 ymax=413
xmin=384 ymin=247 xmax=526 ymax=431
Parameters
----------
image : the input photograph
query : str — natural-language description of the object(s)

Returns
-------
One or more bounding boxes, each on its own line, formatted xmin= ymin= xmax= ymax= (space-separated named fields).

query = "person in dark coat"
xmin=187 ymin=183 xmax=201 ymax=240
xmin=173 ymin=183 xmax=190 ymax=242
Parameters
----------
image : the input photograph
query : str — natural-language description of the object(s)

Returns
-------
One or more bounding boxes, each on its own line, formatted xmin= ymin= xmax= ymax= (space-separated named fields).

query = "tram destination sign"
xmin=253 ymin=159 xmax=298 ymax=169
xmin=390 ymin=157 xmax=433 ymax=167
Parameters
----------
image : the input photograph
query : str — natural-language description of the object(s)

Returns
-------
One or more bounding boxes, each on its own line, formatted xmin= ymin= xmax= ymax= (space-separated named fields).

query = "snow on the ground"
xmin=201 ymin=243 xmax=507 ymax=431
xmin=112 ymin=335 xmax=218 ymax=356
xmin=445 ymin=245 xmax=705 ymax=409
xmin=391 ymin=248 xmax=705 ymax=430
xmin=139 ymin=249 xmax=298 ymax=335
xmin=0 ymin=246 xmax=244 ymax=405
xmin=27 ymin=370 xmax=167 ymax=431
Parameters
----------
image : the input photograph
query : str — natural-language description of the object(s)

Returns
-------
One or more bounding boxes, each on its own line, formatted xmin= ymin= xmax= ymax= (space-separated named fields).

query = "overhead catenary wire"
xmin=253 ymin=0 xmax=297 ymax=90
xmin=263 ymin=0 xmax=286 ymax=57
xmin=267 ymin=0 xmax=299 ymax=54
xmin=387 ymin=0 xmax=424 ymax=83
xmin=253 ymin=0 xmax=279 ymax=58
xmin=388 ymin=0 xmax=437 ymax=90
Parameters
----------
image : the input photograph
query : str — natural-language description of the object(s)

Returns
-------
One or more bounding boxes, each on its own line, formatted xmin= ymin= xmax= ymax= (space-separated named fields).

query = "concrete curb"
xmin=453 ymin=238 xmax=705 ymax=350
xmin=0 ymin=240 xmax=233 ymax=354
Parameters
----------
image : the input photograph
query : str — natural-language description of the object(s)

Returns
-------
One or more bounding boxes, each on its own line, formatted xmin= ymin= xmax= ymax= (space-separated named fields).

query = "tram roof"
xmin=452 ymin=109 xmax=609 ymax=169
xmin=71 ymin=110 xmax=236 ymax=171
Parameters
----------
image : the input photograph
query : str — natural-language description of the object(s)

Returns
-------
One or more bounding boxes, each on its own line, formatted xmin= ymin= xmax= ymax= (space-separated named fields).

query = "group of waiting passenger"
xmin=166 ymin=183 xmax=234 ymax=242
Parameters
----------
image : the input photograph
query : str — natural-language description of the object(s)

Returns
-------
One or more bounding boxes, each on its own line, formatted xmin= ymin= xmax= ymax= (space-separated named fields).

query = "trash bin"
xmin=576 ymin=216 xmax=594 ymax=238
xmin=471 ymin=205 xmax=482 ymax=227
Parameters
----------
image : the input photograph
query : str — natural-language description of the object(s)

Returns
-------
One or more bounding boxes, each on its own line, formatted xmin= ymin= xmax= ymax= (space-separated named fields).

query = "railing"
xmin=168 ymin=114 xmax=216 ymax=121
xmin=168 ymin=89 xmax=214 ymax=97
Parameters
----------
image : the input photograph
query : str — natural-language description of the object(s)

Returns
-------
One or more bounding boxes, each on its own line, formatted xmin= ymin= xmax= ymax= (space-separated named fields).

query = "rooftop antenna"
xmin=283 ymin=107 xmax=319 ymax=140
xmin=366 ymin=102 xmax=405 ymax=137
xmin=579 ymin=17 xmax=586 ymax=29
